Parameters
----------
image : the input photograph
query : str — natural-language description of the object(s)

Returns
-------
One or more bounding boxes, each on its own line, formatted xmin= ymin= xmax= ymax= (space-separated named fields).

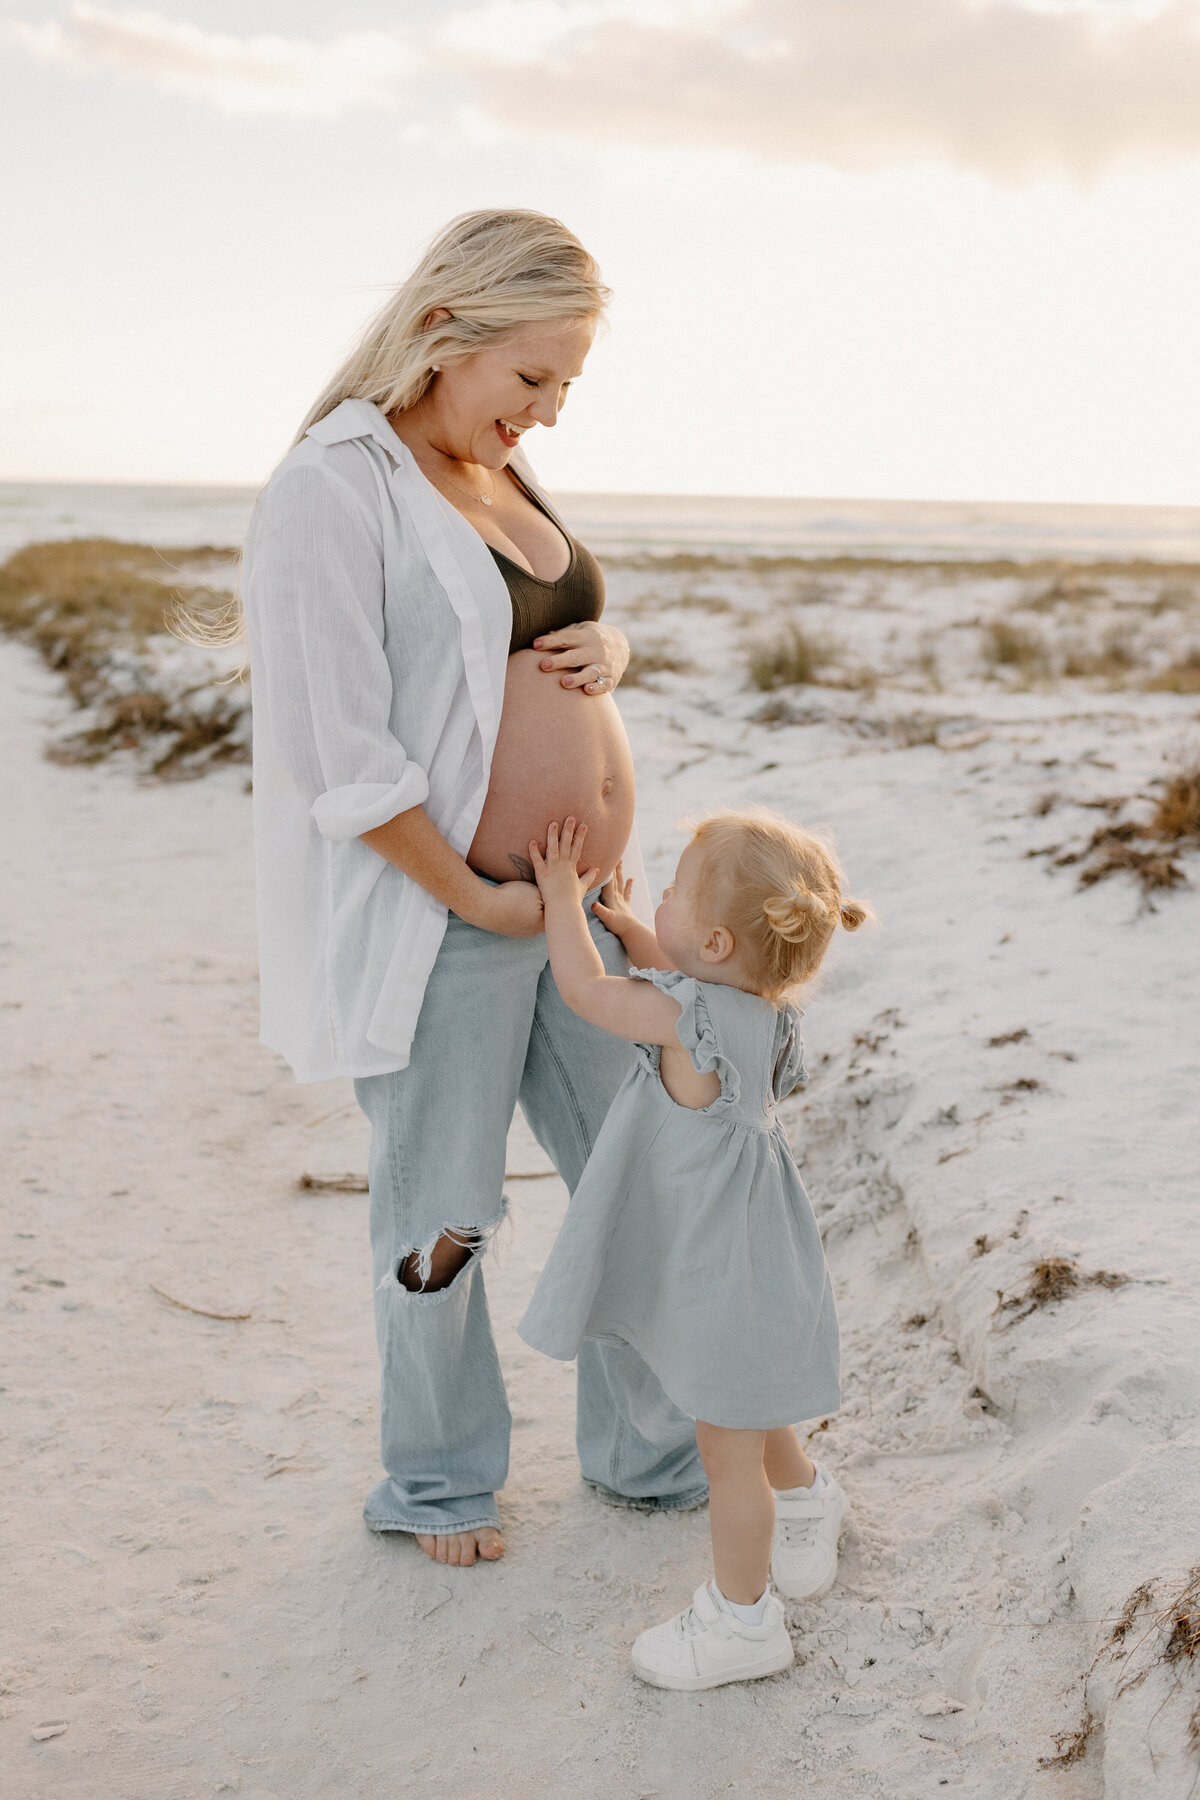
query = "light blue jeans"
xmin=354 ymin=893 xmax=707 ymax=1536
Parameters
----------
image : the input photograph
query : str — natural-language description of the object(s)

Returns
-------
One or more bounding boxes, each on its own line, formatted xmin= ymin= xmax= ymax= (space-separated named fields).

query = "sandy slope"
xmin=3 ymin=616 xmax=1198 ymax=1799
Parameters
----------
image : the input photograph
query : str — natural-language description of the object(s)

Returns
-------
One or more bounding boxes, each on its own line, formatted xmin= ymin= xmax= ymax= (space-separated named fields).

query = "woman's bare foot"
xmin=413 ymin=1528 xmax=504 ymax=1566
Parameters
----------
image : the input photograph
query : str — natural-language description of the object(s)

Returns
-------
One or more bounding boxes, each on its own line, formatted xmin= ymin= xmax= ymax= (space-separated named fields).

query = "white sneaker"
xmin=631 ymin=1581 xmax=794 ymax=1691
xmin=771 ymin=1473 xmax=847 ymax=1600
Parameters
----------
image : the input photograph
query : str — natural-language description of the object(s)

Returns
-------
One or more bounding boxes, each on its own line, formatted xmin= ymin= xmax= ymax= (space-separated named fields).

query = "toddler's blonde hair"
xmin=689 ymin=808 xmax=870 ymax=999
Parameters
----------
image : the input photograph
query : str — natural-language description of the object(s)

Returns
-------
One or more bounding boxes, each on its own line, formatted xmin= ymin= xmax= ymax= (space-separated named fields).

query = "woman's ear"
xmin=423 ymin=307 xmax=453 ymax=331
xmin=699 ymin=924 xmax=736 ymax=966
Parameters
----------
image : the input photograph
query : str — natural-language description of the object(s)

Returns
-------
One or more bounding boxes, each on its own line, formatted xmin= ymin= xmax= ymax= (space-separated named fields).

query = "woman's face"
xmin=424 ymin=316 xmax=595 ymax=469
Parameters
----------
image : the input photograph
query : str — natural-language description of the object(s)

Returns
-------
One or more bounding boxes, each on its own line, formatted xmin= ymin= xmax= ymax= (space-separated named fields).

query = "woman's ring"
xmin=589 ymin=664 xmax=604 ymax=688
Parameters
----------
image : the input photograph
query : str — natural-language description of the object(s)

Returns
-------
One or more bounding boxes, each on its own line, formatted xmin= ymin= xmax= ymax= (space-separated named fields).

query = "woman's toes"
xmin=413 ymin=1528 xmax=503 ymax=1565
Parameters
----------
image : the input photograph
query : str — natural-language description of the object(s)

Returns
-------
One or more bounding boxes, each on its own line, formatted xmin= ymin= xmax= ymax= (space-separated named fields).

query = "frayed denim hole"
xmin=377 ymin=1201 xmax=510 ymax=1298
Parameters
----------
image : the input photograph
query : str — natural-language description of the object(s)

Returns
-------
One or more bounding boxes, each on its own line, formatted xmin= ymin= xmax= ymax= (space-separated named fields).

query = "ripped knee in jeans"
xmin=399 ymin=1227 xmax=478 ymax=1293
xmin=389 ymin=1206 xmax=509 ymax=1295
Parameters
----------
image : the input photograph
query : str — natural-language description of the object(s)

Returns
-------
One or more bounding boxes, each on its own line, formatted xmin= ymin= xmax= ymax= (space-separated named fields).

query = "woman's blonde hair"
xmin=689 ymin=808 xmax=871 ymax=999
xmin=177 ymin=210 xmax=607 ymax=651
xmin=294 ymin=208 xmax=610 ymax=443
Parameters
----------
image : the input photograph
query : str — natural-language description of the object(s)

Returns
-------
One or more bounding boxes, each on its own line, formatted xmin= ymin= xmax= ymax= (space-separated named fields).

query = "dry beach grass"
xmin=0 ymin=537 xmax=246 ymax=776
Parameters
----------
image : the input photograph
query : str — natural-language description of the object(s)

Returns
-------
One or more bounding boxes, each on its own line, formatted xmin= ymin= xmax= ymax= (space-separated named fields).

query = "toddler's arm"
xmin=590 ymin=860 xmax=675 ymax=972
xmin=530 ymin=821 xmax=685 ymax=1047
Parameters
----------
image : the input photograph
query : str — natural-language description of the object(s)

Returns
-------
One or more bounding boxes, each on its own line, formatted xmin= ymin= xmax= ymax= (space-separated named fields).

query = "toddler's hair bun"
xmin=839 ymin=899 xmax=869 ymax=932
xmin=762 ymin=887 xmax=829 ymax=943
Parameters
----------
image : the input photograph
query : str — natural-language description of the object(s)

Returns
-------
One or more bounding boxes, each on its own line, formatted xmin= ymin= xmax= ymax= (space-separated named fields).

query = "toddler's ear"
xmin=700 ymin=924 xmax=736 ymax=966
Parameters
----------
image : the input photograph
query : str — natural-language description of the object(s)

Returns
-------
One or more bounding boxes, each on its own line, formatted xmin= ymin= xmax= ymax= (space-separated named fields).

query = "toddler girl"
xmin=519 ymin=807 xmax=869 ymax=1691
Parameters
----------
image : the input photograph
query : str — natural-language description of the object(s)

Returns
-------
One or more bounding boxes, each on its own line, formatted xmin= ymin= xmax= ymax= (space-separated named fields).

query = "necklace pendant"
xmin=479 ymin=494 xmax=492 ymax=505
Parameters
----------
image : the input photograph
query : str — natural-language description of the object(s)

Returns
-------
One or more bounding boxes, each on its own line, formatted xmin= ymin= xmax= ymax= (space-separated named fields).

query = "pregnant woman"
xmin=241 ymin=210 xmax=706 ymax=1566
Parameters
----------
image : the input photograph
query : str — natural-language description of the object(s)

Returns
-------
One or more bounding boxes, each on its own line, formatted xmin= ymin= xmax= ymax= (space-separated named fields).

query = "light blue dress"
xmin=518 ymin=968 xmax=841 ymax=1430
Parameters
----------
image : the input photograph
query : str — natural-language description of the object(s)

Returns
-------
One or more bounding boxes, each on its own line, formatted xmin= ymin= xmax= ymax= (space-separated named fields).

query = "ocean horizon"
xmin=1 ymin=479 xmax=1197 ymax=565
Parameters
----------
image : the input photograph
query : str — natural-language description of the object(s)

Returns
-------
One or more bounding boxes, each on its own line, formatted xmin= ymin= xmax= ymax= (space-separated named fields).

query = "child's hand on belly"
xmin=529 ymin=818 xmax=600 ymax=911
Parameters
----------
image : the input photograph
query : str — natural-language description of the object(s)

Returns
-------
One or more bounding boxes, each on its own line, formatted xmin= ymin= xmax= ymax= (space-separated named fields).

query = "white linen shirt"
xmin=243 ymin=398 xmax=543 ymax=1082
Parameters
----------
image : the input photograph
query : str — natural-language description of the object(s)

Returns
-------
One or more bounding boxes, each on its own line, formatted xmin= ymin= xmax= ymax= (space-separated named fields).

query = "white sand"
xmin=3 ymin=561 xmax=1199 ymax=1798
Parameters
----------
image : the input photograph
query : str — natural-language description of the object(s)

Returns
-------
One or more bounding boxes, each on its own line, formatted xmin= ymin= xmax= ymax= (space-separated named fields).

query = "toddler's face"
xmin=654 ymin=842 xmax=714 ymax=973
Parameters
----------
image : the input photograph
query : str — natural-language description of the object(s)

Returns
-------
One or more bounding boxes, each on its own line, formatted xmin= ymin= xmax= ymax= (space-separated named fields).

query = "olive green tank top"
xmin=489 ymin=479 xmax=605 ymax=653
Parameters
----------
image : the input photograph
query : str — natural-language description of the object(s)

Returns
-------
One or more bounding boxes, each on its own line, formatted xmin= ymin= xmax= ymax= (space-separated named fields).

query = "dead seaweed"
xmin=996 ymin=1255 xmax=1130 ymax=1322
xmin=1050 ymin=757 xmax=1200 ymax=899
xmin=298 ymin=1172 xmax=369 ymax=1193
xmin=1061 ymin=827 xmax=1188 ymax=897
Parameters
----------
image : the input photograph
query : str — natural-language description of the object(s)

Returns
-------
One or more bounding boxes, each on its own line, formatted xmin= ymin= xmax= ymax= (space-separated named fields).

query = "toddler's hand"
xmin=529 ymin=818 xmax=600 ymax=909
xmin=591 ymin=860 xmax=636 ymax=933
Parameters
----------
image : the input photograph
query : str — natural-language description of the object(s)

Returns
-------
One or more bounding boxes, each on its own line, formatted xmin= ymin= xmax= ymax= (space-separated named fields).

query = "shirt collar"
xmin=306 ymin=398 xmax=408 ymax=462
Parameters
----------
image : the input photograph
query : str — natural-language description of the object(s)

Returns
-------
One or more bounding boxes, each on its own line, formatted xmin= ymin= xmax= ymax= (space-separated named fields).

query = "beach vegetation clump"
xmin=912 ymin=635 xmax=942 ymax=690
xmin=605 ymin=550 xmax=731 ymax=577
xmin=0 ymin=538 xmax=214 ymax=689
xmin=1041 ymin=1569 xmax=1200 ymax=1773
xmin=1153 ymin=760 xmax=1200 ymax=839
xmin=1150 ymin=581 xmax=1198 ymax=615
xmin=889 ymin=714 xmax=939 ymax=748
xmin=1062 ymin=631 xmax=1139 ymax=683
xmin=745 ymin=620 xmax=828 ymax=690
xmin=1146 ymin=649 xmax=1200 ymax=694
xmin=1069 ymin=826 xmax=1189 ymax=896
xmin=674 ymin=592 xmax=735 ymax=614
xmin=751 ymin=695 xmax=806 ymax=726
xmin=1111 ymin=1569 xmax=1200 ymax=1754
xmin=1024 ymin=564 xmax=1108 ymax=611
xmin=620 ymin=641 xmax=695 ymax=686
xmin=0 ymin=537 xmax=247 ymax=777
xmin=1051 ymin=754 xmax=1200 ymax=898
xmin=996 ymin=1255 xmax=1129 ymax=1322
xmin=982 ymin=618 xmax=1048 ymax=678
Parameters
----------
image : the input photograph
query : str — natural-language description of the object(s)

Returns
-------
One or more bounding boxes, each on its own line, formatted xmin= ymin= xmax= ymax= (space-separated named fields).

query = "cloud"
xmin=4 ymin=0 xmax=1200 ymax=174
xmin=0 ymin=4 xmax=419 ymax=118
xmin=467 ymin=0 xmax=1200 ymax=179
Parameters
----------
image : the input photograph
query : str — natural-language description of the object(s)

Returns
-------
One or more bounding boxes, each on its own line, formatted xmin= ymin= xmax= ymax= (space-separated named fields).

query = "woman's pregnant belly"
xmin=468 ymin=648 xmax=636 ymax=887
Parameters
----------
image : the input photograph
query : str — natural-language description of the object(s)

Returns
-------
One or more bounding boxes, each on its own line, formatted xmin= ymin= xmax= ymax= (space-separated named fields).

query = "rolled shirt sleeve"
xmin=245 ymin=460 xmax=430 ymax=841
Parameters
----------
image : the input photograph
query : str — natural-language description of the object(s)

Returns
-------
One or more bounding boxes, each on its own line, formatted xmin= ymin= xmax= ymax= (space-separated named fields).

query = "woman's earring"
xmin=431 ymin=364 xmax=440 ymax=373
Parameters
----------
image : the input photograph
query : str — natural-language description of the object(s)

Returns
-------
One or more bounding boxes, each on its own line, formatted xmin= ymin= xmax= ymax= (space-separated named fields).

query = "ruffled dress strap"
xmin=770 ymin=1000 xmax=807 ymax=1102
xmin=628 ymin=967 xmax=741 ymax=1108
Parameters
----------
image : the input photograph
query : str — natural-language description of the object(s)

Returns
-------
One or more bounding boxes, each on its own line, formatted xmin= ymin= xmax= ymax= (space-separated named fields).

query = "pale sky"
xmin=2 ymin=0 xmax=1199 ymax=502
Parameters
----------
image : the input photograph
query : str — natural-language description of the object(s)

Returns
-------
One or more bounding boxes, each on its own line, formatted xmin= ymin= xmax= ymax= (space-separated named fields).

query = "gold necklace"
xmin=433 ymin=456 xmax=496 ymax=508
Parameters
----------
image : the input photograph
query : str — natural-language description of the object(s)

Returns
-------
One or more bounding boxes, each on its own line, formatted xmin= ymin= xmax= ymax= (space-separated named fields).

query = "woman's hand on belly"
xmin=473 ymin=879 xmax=546 ymax=938
xmin=468 ymin=648 xmax=636 ymax=888
xmin=533 ymin=621 xmax=629 ymax=694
